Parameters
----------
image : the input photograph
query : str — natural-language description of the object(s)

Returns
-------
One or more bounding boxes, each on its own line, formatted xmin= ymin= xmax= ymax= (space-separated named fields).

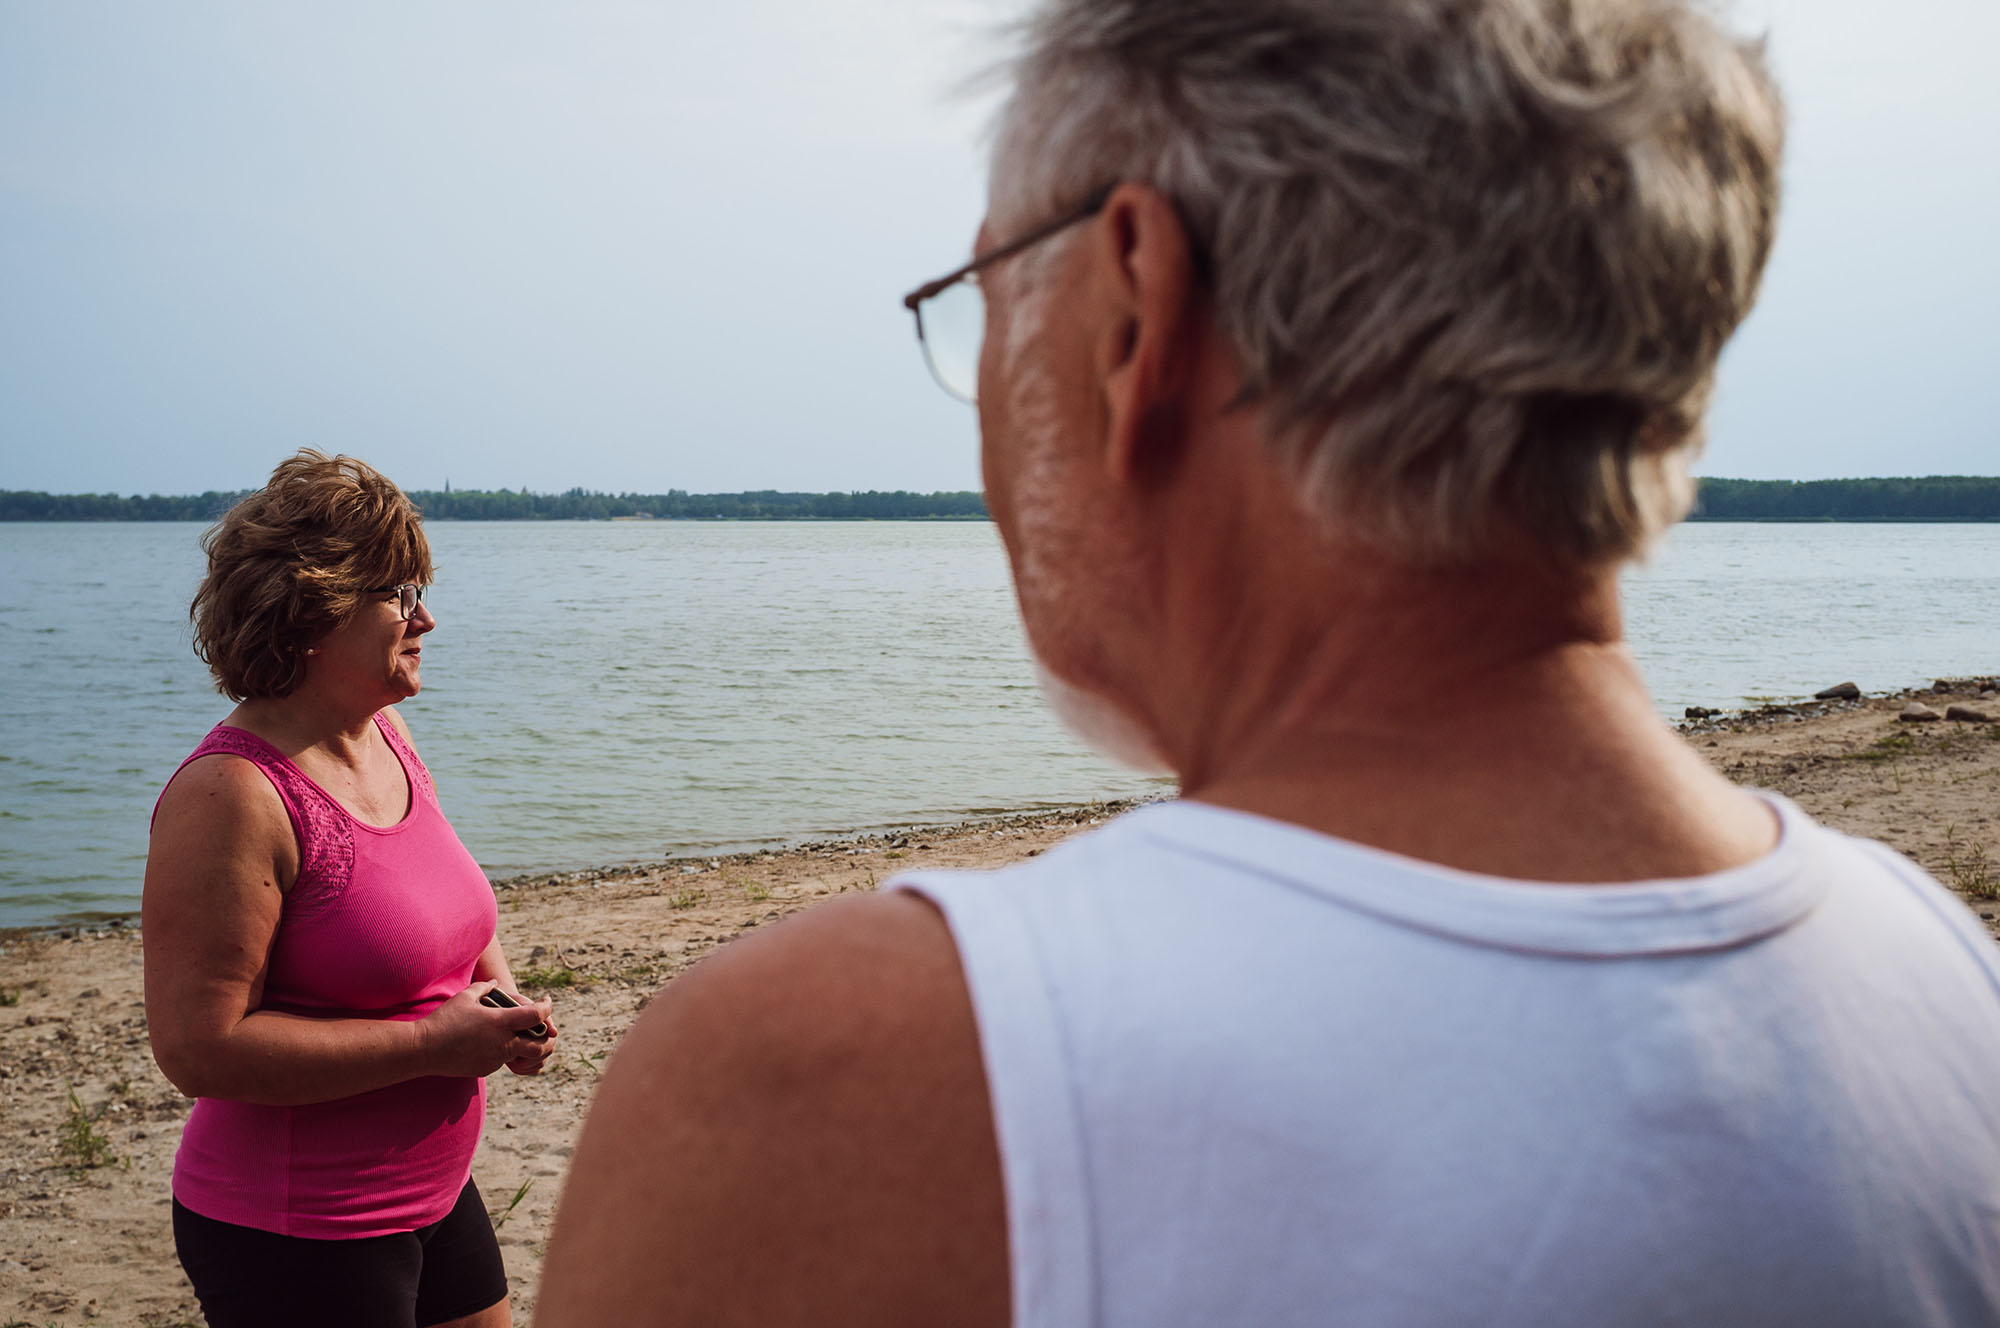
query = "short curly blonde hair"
xmin=191 ymin=450 xmax=432 ymax=700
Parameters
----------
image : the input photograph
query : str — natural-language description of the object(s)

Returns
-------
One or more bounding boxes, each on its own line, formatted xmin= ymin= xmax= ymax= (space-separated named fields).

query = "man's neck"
xmin=1131 ymin=493 xmax=1776 ymax=883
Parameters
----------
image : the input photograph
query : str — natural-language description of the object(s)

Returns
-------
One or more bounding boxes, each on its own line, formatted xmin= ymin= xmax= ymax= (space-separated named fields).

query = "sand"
xmin=3 ymin=679 xmax=1996 ymax=1326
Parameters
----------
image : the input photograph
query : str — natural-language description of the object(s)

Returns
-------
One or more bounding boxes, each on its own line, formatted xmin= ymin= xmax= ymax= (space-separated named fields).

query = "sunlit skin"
xmin=143 ymin=586 xmax=556 ymax=1328
xmin=534 ymin=186 xmax=1777 ymax=1326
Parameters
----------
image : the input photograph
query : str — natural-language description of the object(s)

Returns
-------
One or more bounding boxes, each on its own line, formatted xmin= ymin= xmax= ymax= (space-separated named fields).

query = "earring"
xmin=305 ymin=648 xmax=318 ymax=656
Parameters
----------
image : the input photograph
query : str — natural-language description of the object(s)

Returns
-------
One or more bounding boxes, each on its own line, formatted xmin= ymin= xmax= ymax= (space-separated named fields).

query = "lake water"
xmin=1 ymin=520 xmax=1994 ymax=927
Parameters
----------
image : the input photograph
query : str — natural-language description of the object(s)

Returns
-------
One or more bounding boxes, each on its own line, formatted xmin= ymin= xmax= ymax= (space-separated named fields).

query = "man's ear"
xmin=1088 ymin=183 xmax=1199 ymax=486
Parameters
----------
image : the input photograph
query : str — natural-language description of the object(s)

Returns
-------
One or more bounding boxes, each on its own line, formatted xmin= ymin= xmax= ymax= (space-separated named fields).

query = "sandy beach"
xmin=3 ymin=678 xmax=1996 ymax=1326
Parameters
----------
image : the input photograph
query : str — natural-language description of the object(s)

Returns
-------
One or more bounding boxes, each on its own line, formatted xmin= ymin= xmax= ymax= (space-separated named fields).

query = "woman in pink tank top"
xmin=144 ymin=452 xmax=558 ymax=1328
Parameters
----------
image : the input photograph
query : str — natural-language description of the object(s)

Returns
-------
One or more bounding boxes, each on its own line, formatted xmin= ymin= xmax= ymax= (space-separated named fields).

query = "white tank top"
xmin=893 ymin=796 xmax=2000 ymax=1327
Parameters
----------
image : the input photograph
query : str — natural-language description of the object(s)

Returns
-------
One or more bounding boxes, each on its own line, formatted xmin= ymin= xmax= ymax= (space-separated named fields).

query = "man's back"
xmin=896 ymin=798 xmax=2000 ymax=1326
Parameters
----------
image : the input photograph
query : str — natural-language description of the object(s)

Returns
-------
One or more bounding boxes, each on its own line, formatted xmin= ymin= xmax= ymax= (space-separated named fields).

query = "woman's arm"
xmin=472 ymin=934 xmax=520 ymax=994
xmin=142 ymin=755 xmax=546 ymax=1107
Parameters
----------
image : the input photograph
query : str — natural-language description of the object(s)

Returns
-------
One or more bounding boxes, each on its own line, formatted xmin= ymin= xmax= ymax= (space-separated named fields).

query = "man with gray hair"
xmin=539 ymin=1 xmax=2000 ymax=1323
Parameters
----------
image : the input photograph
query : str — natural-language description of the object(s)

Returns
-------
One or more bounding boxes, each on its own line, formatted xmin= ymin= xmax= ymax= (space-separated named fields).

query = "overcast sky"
xmin=1 ymin=0 xmax=1993 ymax=497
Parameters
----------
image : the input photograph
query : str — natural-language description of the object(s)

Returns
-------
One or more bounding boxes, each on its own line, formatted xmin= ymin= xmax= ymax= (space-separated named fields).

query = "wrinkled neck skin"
xmin=1029 ymin=439 xmax=1770 ymax=883
xmin=1037 ymin=407 xmax=1630 ymax=796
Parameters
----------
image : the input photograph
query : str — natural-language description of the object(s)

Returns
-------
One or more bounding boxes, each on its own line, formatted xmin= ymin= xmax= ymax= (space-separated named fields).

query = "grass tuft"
xmin=1845 ymin=733 xmax=1917 ymax=763
xmin=57 ymin=1085 xmax=123 ymax=1172
xmin=1944 ymin=827 xmax=1999 ymax=902
xmin=514 ymin=966 xmax=577 ymax=990
xmin=667 ymin=890 xmax=699 ymax=910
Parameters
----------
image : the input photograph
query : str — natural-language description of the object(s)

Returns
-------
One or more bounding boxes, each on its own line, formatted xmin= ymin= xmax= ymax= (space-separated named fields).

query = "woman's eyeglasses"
xmin=367 ymin=583 xmax=428 ymax=621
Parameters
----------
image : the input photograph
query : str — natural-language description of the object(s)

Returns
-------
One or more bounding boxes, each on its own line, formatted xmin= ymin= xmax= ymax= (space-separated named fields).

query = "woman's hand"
xmin=505 ymin=998 xmax=558 ymax=1076
xmin=422 ymin=982 xmax=559 ymax=1078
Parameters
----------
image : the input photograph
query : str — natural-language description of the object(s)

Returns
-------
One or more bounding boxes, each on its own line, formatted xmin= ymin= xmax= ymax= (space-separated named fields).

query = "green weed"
xmin=489 ymin=1178 xmax=534 ymax=1231
xmin=0 ymin=986 xmax=18 ymax=1007
xmin=667 ymin=890 xmax=699 ymax=910
xmin=57 ymin=1085 xmax=122 ymax=1172
xmin=514 ymin=966 xmax=577 ymax=990
xmin=743 ymin=882 xmax=770 ymax=902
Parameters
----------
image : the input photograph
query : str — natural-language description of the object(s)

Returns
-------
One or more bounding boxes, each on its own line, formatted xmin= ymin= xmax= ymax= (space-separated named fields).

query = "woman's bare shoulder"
xmin=150 ymin=751 xmax=298 ymax=881
xmin=157 ymin=749 xmax=284 ymax=816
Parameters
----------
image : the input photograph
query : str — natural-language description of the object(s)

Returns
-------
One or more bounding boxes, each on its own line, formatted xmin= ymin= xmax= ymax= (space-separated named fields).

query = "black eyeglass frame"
xmin=900 ymin=183 xmax=1117 ymax=402
xmin=366 ymin=583 xmax=428 ymax=621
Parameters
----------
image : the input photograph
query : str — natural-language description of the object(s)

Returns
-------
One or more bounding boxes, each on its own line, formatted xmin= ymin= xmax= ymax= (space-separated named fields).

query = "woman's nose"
xmin=408 ymin=601 xmax=436 ymax=636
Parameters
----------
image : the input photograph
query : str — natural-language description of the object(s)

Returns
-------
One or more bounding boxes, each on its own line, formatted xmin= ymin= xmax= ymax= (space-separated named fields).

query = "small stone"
xmin=1685 ymin=705 xmax=1718 ymax=719
xmin=1813 ymin=682 xmax=1861 ymax=701
xmin=1934 ymin=680 xmax=1954 ymax=694
xmin=1944 ymin=704 xmax=1992 ymax=724
xmin=1900 ymin=703 xmax=1942 ymax=723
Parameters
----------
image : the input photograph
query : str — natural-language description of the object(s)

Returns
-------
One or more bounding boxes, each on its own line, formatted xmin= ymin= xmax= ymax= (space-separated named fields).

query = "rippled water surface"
xmin=1 ymin=520 xmax=1994 ymax=925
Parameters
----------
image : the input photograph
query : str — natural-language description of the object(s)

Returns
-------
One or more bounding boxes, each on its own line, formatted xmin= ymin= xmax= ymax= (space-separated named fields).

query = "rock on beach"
xmin=1901 ymin=703 xmax=1943 ymax=723
xmin=1814 ymin=682 xmax=1862 ymax=701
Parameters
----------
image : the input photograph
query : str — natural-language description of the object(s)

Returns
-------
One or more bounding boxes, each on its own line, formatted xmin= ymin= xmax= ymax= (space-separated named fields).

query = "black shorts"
xmin=172 ymin=1178 xmax=509 ymax=1328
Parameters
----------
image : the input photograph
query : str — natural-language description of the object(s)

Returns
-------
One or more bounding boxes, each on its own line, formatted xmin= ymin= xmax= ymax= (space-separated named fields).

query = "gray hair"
xmin=989 ymin=0 xmax=1785 ymax=564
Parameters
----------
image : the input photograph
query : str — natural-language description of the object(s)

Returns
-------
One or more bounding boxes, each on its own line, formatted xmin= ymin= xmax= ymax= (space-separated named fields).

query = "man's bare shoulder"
xmin=536 ymin=890 xmax=1009 ymax=1328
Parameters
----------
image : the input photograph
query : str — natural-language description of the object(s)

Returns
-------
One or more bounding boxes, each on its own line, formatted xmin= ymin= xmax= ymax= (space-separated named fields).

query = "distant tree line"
xmin=6 ymin=477 xmax=1996 ymax=523
xmin=406 ymin=487 xmax=991 ymax=521
xmin=0 ymin=489 xmax=254 ymax=521
xmin=0 ymin=487 xmax=990 ymax=522
xmin=1686 ymin=476 xmax=2000 ymax=522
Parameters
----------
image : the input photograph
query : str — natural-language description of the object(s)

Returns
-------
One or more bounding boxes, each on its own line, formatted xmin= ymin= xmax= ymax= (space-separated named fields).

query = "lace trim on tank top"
xmin=374 ymin=711 xmax=436 ymax=807
xmin=191 ymin=727 xmax=356 ymax=919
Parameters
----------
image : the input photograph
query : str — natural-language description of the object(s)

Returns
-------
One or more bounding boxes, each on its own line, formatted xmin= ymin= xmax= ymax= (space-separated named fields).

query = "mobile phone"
xmin=479 ymin=987 xmax=549 ymax=1038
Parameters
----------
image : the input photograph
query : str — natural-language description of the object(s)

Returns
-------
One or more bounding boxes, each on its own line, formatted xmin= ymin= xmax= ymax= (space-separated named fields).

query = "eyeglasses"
xmin=901 ymin=183 xmax=1115 ymax=405
xmin=367 ymin=583 xmax=427 ymax=621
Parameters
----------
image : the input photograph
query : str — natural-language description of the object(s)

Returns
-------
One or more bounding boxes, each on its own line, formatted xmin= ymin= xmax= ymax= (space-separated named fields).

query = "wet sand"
xmin=3 ymin=679 xmax=1996 ymax=1326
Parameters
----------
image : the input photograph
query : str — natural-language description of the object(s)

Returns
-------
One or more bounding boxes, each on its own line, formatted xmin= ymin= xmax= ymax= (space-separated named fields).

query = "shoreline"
xmin=3 ymin=677 xmax=1997 ymax=1324
xmin=9 ymin=674 xmax=1995 ymax=940
xmin=0 ymin=797 xmax=1171 ymax=943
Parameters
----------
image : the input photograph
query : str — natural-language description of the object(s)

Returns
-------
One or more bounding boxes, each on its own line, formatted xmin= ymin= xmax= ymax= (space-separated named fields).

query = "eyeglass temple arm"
xmin=900 ymin=183 xmax=1118 ymax=313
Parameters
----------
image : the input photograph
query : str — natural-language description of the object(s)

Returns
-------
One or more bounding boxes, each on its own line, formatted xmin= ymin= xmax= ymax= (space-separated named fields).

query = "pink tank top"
xmin=157 ymin=712 xmax=499 ymax=1238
